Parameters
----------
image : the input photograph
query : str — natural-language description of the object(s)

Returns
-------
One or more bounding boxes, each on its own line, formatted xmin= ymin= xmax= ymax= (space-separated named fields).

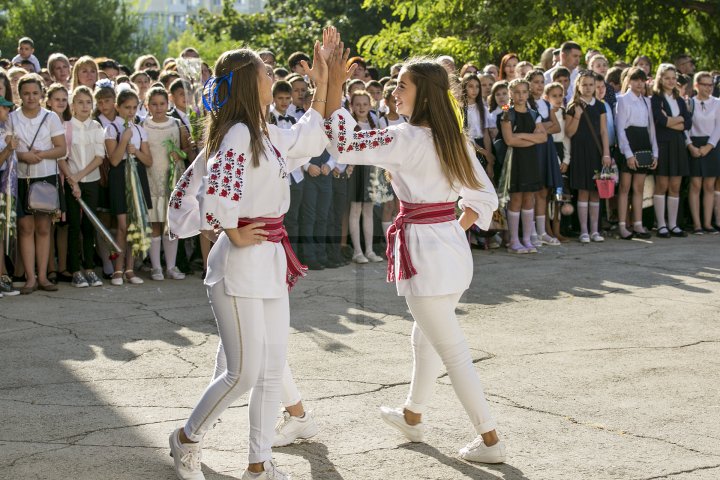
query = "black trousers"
xmin=65 ymin=180 xmax=100 ymax=272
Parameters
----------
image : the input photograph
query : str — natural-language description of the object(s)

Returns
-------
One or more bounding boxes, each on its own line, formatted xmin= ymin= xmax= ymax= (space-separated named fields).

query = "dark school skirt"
xmin=509 ymin=144 xmax=543 ymax=193
xmin=617 ymin=126 xmax=652 ymax=174
xmin=655 ymin=130 xmax=689 ymax=177
xmin=108 ymin=159 xmax=152 ymax=216
xmin=537 ymin=136 xmax=562 ymax=189
xmin=688 ymin=136 xmax=720 ymax=178
xmin=348 ymin=164 xmax=372 ymax=203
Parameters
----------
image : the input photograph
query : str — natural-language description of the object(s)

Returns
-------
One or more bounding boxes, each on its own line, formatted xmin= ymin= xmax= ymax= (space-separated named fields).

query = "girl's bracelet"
xmin=312 ymin=99 xmax=327 ymax=103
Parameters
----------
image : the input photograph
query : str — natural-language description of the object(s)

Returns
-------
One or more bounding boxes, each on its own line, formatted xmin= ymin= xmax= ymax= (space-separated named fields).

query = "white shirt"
xmin=11 ymin=108 xmax=65 ymax=179
xmin=686 ymin=96 xmax=720 ymax=147
xmin=285 ymin=104 xmax=307 ymax=183
xmin=466 ymin=104 xmax=485 ymax=138
xmin=535 ymin=98 xmax=550 ymax=120
xmin=552 ymin=109 xmax=572 ymax=165
xmin=12 ymin=54 xmax=41 ymax=73
xmin=67 ymin=117 xmax=104 ymax=183
xmin=104 ymin=121 xmax=148 ymax=160
xmin=664 ymin=94 xmax=680 ymax=117
xmin=488 ymin=107 xmax=502 ymax=131
xmin=167 ymin=109 xmax=329 ymax=298
xmin=615 ymin=93 xmax=658 ymax=159
xmin=325 ymin=108 xmax=498 ymax=297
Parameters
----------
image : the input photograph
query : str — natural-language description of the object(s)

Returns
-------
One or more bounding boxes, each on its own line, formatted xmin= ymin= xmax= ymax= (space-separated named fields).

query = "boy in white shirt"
xmin=11 ymin=37 xmax=41 ymax=74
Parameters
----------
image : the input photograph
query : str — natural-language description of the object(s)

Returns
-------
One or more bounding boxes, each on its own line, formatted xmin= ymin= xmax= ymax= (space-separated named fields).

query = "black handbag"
xmin=634 ymin=150 xmax=654 ymax=169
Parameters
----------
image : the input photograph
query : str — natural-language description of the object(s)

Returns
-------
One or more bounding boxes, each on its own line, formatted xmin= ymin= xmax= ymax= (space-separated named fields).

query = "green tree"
xmin=359 ymin=0 xmax=720 ymax=70
xmin=0 ymin=0 xmax=153 ymax=67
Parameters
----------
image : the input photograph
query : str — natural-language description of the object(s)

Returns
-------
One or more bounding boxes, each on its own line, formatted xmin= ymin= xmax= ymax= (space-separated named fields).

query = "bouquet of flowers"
xmin=163 ymin=138 xmax=187 ymax=196
xmin=368 ymin=166 xmax=394 ymax=204
xmin=176 ymin=57 xmax=205 ymax=144
xmin=125 ymin=151 xmax=152 ymax=256
xmin=0 ymin=150 xmax=17 ymax=255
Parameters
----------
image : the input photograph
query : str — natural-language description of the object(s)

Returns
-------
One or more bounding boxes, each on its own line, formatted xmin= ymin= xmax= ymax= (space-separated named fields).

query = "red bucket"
xmin=596 ymin=179 xmax=615 ymax=199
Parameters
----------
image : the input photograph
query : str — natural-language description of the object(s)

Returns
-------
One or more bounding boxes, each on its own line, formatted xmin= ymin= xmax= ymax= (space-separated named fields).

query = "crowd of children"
xmin=1 ymin=36 xmax=720 ymax=299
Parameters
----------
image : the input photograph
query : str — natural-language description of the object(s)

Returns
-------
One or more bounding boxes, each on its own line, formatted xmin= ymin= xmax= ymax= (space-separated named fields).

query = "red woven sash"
xmin=386 ymin=201 xmax=456 ymax=282
xmin=237 ymin=216 xmax=307 ymax=290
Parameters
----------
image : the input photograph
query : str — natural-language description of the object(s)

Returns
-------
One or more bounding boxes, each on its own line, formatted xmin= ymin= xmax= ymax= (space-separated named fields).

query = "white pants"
xmin=214 ymin=346 xmax=302 ymax=408
xmin=404 ymin=294 xmax=497 ymax=434
xmin=184 ymin=281 xmax=289 ymax=464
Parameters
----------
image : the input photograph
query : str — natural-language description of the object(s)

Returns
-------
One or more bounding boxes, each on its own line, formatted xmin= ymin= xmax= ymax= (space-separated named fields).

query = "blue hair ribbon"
xmin=202 ymin=72 xmax=234 ymax=112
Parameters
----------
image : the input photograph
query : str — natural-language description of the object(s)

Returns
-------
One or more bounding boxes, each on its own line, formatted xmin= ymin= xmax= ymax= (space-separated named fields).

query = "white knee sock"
xmin=653 ymin=195 xmax=667 ymax=229
xmin=589 ymin=202 xmax=600 ymax=235
xmin=619 ymin=222 xmax=631 ymax=237
xmin=634 ymin=221 xmax=645 ymax=233
xmin=667 ymin=196 xmax=680 ymax=229
xmin=349 ymin=202 xmax=362 ymax=255
xmin=508 ymin=210 xmax=520 ymax=245
xmin=362 ymin=202 xmax=374 ymax=255
xmin=577 ymin=201 xmax=589 ymax=235
xmin=162 ymin=235 xmax=179 ymax=270
xmin=521 ymin=209 xmax=534 ymax=245
xmin=150 ymin=236 xmax=162 ymax=270
xmin=535 ymin=215 xmax=546 ymax=237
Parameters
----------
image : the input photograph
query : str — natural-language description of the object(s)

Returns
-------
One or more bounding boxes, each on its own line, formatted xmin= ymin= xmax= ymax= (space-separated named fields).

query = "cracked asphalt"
xmin=1 ymin=235 xmax=719 ymax=480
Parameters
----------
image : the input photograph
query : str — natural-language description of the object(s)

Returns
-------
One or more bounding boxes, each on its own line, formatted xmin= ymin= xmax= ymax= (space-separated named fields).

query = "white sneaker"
xmin=379 ymin=406 xmax=424 ymax=442
xmin=590 ymin=232 xmax=605 ymax=242
xmin=151 ymin=268 xmax=165 ymax=281
xmin=365 ymin=251 xmax=384 ymax=262
xmin=272 ymin=410 xmax=319 ymax=447
xmin=352 ymin=253 xmax=369 ymax=264
xmin=530 ymin=234 xmax=542 ymax=248
xmin=579 ymin=233 xmax=590 ymax=243
xmin=540 ymin=233 xmax=561 ymax=246
xmin=240 ymin=460 xmax=289 ymax=480
xmin=168 ymin=428 xmax=205 ymax=480
xmin=459 ymin=436 xmax=506 ymax=464
xmin=166 ymin=266 xmax=186 ymax=280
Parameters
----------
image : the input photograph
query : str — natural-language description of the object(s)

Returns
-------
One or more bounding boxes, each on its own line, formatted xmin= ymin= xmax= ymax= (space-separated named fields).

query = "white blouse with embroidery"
xmin=323 ymin=108 xmax=498 ymax=297
xmin=167 ymin=109 xmax=328 ymax=298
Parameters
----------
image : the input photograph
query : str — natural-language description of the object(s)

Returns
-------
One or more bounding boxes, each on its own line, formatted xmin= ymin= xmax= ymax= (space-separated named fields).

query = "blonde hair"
xmin=71 ymin=56 xmax=98 ymax=91
xmin=403 ymin=57 xmax=482 ymax=190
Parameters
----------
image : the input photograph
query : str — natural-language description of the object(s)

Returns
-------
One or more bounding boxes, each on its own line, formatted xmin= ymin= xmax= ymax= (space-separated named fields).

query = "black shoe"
xmin=656 ymin=226 xmax=671 ymax=238
xmin=703 ymin=226 xmax=719 ymax=234
xmin=635 ymin=230 xmax=651 ymax=239
xmin=57 ymin=271 xmax=74 ymax=283
xmin=620 ymin=232 xmax=635 ymax=240
xmin=669 ymin=226 xmax=687 ymax=238
xmin=306 ymin=260 xmax=325 ymax=271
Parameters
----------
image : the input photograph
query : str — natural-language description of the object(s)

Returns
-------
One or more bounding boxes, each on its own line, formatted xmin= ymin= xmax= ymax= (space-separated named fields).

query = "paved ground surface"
xmin=1 ymin=235 xmax=719 ymax=480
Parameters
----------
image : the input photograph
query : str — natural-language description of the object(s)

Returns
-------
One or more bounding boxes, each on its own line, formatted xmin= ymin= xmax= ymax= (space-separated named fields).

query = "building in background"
xmin=137 ymin=0 xmax=265 ymax=39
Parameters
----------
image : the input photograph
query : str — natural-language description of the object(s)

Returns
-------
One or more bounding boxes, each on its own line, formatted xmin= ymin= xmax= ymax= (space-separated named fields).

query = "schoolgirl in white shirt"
xmin=167 ymin=30 xmax=337 ymax=480
xmin=324 ymin=53 xmax=505 ymax=464
xmin=12 ymin=73 xmax=67 ymax=294
xmin=615 ymin=66 xmax=658 ymax=239
xmin=686 ymin=72 xmax=720 ymax=233
xmin=57 ymin=86 xmax=105 ymax=288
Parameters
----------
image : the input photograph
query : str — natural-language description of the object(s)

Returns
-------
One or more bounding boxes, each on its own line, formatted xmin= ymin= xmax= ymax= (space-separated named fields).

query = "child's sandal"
xmin=123 ymin=270 xmax=144 ymax=285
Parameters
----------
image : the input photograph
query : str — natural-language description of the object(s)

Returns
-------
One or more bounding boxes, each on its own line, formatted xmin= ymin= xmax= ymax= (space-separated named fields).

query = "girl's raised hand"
xmin=320 ymin=26 xmax=339 ymax=64
xmin=328 ymin=42 xmax=356 ymax=86
xmin=301 ymin=41 xmax=329 ymax=85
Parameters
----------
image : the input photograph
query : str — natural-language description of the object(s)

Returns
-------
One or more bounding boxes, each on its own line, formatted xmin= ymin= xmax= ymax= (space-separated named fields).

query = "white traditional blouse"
xmin=167 ymin=109 xmax=328 ymax=298
xmin=323 ymin=108 xmax=498 ymax=297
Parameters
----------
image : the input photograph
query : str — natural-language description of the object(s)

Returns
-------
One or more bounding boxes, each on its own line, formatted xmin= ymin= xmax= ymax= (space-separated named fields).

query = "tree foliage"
xmin=359 ymin=0 xmax=720 ymax=69
xmin=0 ymin=0 xmax=157 ymax=67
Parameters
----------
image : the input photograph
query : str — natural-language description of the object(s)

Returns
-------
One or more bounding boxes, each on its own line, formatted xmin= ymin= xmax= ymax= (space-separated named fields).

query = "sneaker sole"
xmin=380 ymin=409 xmax=424 ymax=443
xmin=273 ymin=423 xmax=319 ymax=447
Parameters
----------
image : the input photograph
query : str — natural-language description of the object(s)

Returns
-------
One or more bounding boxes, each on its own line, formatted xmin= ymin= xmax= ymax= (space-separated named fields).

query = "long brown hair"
xmin=404 ymin=58 xmax=482 ymax=190
xmin=203 ymin=49 xmax=267 ymax=167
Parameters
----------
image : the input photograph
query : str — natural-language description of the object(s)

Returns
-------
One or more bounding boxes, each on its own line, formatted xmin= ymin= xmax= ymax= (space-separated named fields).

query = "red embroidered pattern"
xmin=169 ymin=167 xmax=193 ymax=210
xmin=206 ymin=148 xmax=245 ymax=202
xmin=205 ymin=212 xmax=221 ymax=230
xmin=328 ymin=114 xmax=392 ymax=153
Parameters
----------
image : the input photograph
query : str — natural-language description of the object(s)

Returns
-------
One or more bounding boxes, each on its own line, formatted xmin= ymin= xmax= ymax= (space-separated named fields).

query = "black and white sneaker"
xmin=85 ymin=270 xmax=103 ymax=287
xmin=72 ymin=271 xmax=89 ymax=288
xmin=0 ymin=275 xmax=20 ymax=296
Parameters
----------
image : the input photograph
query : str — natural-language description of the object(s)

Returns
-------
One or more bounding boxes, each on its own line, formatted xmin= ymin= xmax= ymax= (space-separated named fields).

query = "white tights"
xmin=404 ymin=294 xmax=497 ymax=434
xmin=184 ymin=281 xmax=289 ymax=464
xmin=349 ymin=201 xmax=375 ymax=256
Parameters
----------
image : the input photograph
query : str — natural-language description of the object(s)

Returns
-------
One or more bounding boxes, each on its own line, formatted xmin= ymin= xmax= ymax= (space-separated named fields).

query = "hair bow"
xmin=202 ymin=72 xmax=234 ymax=112
xmin=95 ymin=79 xmax=115 ymax=90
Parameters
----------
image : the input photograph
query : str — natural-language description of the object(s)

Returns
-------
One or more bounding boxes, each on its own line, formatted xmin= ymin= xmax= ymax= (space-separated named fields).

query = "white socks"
xmin=589 ymin=202 xmax=600 ymax=235
xmin=362 ymin=202 xmax=374 ymax=256
xmin=521 ymin=209 xmax=534 ymax=246
xmin=667 ymin=196 xmax=679 ymax=229
xmin=577 ymin=202 xmax=589 ymax=235
xmin=150 ymin=236 xmax=162 ymax=271
xmin=349 ymin=202 xmax=362 ymax=255
xmin=162 ymin=235 xmax=179 ymax=271
xmin=619 ymin=222 xmax=631 ymax=237
xmin=535 ymin=215 xmax=546 ymax=237
xmin=653 ymin=195 xmax=666 ymax=229
xmin=508 ymin=210 xmax=520 ymax=245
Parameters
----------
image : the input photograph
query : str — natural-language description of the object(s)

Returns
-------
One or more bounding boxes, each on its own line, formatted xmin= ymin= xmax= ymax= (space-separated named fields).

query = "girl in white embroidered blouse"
xmin=323 ymin=52 xmax=505 ymax=464
xmin=167 ymin=28 xmax=339 ymax=480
